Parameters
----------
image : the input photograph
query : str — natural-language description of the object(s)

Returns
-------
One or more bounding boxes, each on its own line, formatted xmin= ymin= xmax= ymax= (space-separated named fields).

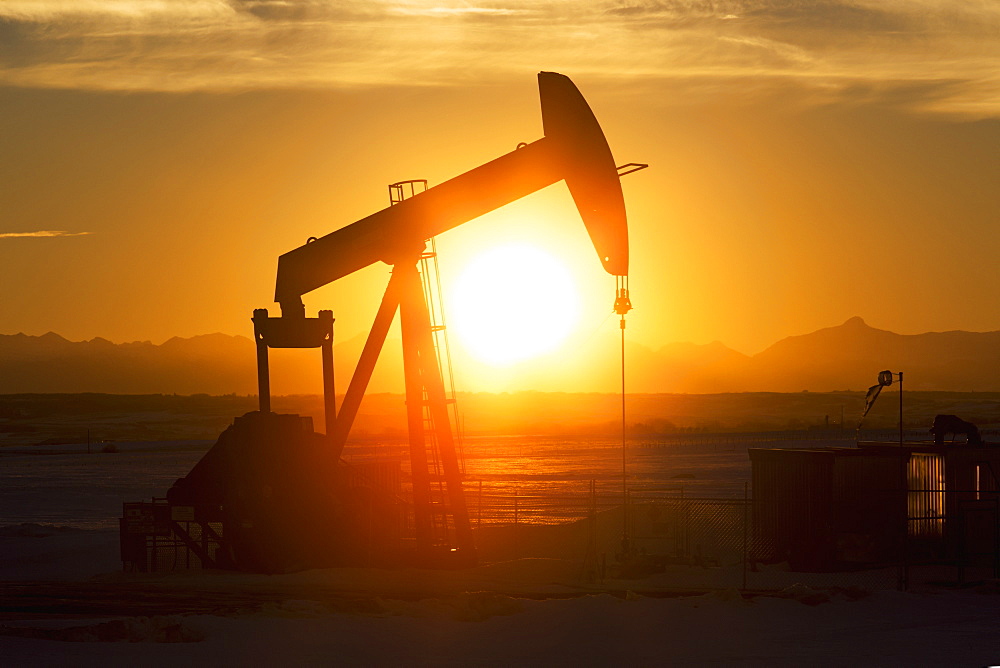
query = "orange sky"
xmin=1 ymin=1 xmax=999 ymax=390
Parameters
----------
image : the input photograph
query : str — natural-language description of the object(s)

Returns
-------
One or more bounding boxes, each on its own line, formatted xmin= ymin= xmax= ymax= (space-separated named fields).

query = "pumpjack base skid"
xmin=121 ymin=410 xmax=473 ymax=573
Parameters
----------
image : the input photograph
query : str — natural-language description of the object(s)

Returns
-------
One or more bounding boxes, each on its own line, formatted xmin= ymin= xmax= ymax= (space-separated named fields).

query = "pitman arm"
xmin=274 ymin=72 xmax=629 ymax=316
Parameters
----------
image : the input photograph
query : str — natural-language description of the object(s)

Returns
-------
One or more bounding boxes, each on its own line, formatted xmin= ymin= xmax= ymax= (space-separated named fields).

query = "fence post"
xmin=586 ymin=479 xmax=598 ymax=583
xmin=994 ymin=496 xmax=999 ymax=580
xmin=898 ymin=487 xmax=909 ymax=591
xmin=742 ymin=480 xmax=749 ymax=591
xmin=513 ymin=488 xmax=519 ymax=558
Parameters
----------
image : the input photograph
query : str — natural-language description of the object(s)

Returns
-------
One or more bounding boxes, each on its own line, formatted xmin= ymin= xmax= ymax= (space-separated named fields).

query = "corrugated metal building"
xmin=750 ymin=442 xmax=1000 ymax=571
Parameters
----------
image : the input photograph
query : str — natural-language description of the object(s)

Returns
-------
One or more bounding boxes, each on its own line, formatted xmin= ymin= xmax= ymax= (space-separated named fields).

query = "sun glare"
xmin=448 ymin=243 xmax=581 ymax=365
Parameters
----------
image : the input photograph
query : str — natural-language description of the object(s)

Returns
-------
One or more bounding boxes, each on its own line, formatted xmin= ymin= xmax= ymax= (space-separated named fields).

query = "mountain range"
xmin=1 ymin=317 xmax=999 ymax=394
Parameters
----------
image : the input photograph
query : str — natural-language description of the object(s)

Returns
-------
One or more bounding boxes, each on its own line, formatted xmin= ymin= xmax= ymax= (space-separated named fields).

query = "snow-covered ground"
xmin=4 ymin=439 xmax=1000 ymax=665
xmin=3 ymin=525 xmax=1000 ymax=666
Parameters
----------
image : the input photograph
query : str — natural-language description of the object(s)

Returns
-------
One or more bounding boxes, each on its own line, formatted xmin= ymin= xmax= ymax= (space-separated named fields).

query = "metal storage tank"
xmin=751 ymin=447 xmax=907 ymax=570
xmin=750 ymin=448 xmax=836 ymax=570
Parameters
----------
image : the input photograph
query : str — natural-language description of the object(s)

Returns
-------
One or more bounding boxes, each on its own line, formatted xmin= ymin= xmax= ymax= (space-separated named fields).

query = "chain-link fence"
xmin=122 ymin=476 xmax=1000 ymax=590
xmin=466 ymin=483 xmax=1000 ymax=592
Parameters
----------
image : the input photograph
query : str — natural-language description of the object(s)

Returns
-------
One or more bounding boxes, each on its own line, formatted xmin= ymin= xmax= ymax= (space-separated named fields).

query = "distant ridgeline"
xmin=2 ymin=317 xmax=1000 ymax=394
xmin=0 ymin=332 xmax=258 ymax=395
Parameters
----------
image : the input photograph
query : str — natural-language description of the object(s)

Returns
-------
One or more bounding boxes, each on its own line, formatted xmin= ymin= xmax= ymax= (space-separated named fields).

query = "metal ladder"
xmin=389 ymin=180 xmax=466 ymax=545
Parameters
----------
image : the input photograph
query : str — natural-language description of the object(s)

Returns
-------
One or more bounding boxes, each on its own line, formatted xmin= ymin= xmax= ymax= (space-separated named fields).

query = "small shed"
xmin=750 ymin=442 xmax=1000 ymax=571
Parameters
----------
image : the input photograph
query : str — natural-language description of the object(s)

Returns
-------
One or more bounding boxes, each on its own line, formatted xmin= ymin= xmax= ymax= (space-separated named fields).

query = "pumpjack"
xmin=121 ymin=72 xmax=641 ymax=573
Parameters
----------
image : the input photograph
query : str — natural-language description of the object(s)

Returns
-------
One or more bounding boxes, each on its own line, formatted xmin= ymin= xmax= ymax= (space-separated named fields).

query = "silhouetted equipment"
xmin=251 ymin=309 xmax=336 ymax=431
xmin=930 ymin=414 xmax=983 ymax=446
xmin=121 ymin=72 xmax=640 ymax=573
xmin=615 ymin=273 xmax=633 ymax=557
xmin=858 ymin=370 xmax=903 ymax=445
xmin=273 ymin=71 xmax=631 ymax=313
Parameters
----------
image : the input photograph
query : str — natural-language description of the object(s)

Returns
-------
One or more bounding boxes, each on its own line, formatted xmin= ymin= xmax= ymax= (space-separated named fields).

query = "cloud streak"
xmin=0 ymin=230 xmax=91 ymax=238
xmin=0 ymin=0 xmax=996 ymax=116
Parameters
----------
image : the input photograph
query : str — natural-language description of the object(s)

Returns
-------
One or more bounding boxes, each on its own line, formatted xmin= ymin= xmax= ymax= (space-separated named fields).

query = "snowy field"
xmin=4 ymin=549 xmax=1000 ymax=667
xmin=4 ymin=436 xmax=1000 ymax=665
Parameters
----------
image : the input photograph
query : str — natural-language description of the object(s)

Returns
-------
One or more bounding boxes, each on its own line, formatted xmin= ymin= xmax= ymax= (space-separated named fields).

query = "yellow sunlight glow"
xmin=449 ymin=243 xmax=581 ymax=365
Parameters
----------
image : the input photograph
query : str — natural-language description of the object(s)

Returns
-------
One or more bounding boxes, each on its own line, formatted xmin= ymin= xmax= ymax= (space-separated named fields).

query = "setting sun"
xmin=448 ymin=243 xmax=581 ymax=365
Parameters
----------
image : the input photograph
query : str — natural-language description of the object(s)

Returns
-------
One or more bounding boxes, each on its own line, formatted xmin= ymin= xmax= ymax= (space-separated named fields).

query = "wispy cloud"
xmin=389 ymin=6 xmax=528 ymax=17
xmin=0 ymin=230 xmax=91 ymax=238
xmin=0 ymin=0 xmax=996 ymax=116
